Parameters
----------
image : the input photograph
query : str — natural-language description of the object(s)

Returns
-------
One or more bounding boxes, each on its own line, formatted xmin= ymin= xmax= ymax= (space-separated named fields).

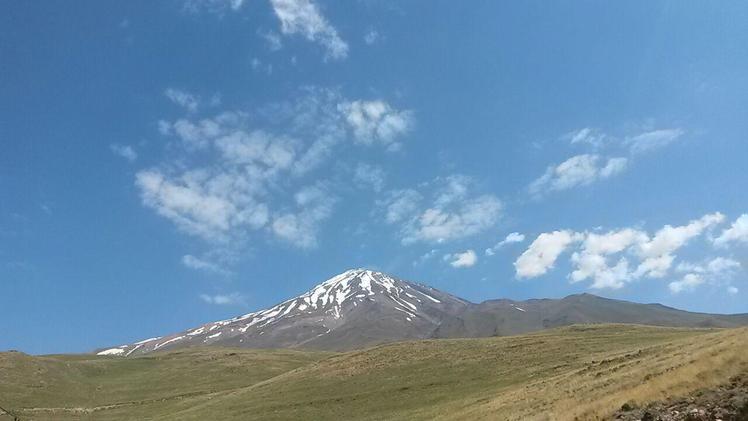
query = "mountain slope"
xmin=100 ymin=269 xmax=467 ymax=356
xmin=98 ymin=269 xmax=748 ymax=355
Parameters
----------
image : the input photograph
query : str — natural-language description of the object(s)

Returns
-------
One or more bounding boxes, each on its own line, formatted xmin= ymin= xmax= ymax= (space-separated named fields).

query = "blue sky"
xmin=3 ymin=1 xmax=748 ymax=354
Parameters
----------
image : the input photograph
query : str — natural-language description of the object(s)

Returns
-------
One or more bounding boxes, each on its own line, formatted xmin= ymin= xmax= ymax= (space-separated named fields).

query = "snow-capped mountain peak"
xmin=98 ymin=269 xmax=465 ymax=356
xmin=291 ymin=268 xmax=442 ymax=318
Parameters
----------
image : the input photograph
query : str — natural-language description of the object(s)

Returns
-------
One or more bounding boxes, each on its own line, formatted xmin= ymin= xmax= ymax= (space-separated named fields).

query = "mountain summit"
xmin=98 ymin=269 xmax=748 ymax=356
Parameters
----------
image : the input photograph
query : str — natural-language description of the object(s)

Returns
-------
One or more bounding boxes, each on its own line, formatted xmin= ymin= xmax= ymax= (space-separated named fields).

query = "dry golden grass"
xmin=446 ymin=326 xmax=748 ymax=420
xmin=3 ymin=325 xmax=745 ymax=420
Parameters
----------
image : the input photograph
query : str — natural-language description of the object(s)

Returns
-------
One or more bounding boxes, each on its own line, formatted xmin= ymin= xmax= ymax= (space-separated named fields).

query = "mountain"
xmin=433 ymin=293 xmax=748 ymax=338
xmin=100 ymin=269 xmax=468 ymax=356
xmin=97 ymin=269 xmax=748 ymax=356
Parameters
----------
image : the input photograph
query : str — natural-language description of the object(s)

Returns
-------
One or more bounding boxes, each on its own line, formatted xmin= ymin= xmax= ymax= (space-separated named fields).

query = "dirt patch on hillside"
xmin=611 ymin=375 xmax=748 ymax=420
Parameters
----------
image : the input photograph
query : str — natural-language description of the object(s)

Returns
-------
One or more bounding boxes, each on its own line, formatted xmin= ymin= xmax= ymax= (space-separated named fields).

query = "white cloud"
xmin=728 ymin=286 xmax=739 ymax=295
xmin=569 ymin=228 xmax=647 ymax=289
xmin=258 ymin=29 xmax=283 ymax=51
xmin=165 ymin=111 xmax=247 ymax=150
xmin=547 ymin=154 xmax=600 ymax=188
xmin=183 ymin=0 xmax=245 ymax=14
xmin=565 ymin=127 xmax=608 ymax=148
xmin=382 ymin=189 xmax=423 ymax=224
xmin=634 ymin=212 xmax=725 ymax=278
xmin=505 ymin=232 xmax=526 ymax=243
xmin=706 ymin=256 xmax=741 ymax=274
xmin=182 ymin=254 xmax=230 ymax=275
xmin=515 ymin=230 xmax=582 ymax=278
xmin=339 ymin=100 xmax=413 ymax=151
xmin=354 ymin=163 xmax=386 ymax=192
xmin=515 ymin=212 xmax=732 ymax=291
xmin=380 ymin=176 xmax=502 ymax=245
xmin=669 ymin=273 xmax=704 ymax=294
xmin=165 ymin=88 xmax=201 ymax=113
xmin=291 ymin=134 xmax=338 ymax=175
xmin=250 ymin=58 xmax=273 ymax=75
xmin=199 ymin=292 xmax=246 ymax=305
xmin=140 ymin=89 xmax=413 ymax=252
xmin=600 ymin=157 xmax=628 ymax=178
xmin=672 ymin=257 xmax=741 ymax=294
xmin=485 ymin=232 xmax=525 ymax=256
xmin=214 ymin=130 xmax=296 ymax=169
xmin=413 ymin=249 xmax=438 ymax=266
xmin=136 ymin=169 xmax=268 ymax=243
xmin=444 ymin=249 xmax=477 ymax=268
xmin=532 ymin=126 xmax=685 ymax=199
xmin=271 ymin=183 xmax=335 ymax=248
xmin=529 ymin=154 xmax=627 ymax=196
xmin=411 ymin=195 xmax=502 ymax=243
xmin=269 ymin=0 xmax=349 ymax=60
xmin=110 ymin=144 xmax=137 ymax=162
xmin=564 ymin=126 xmax=684 ymax=154
xmin=182 ymin=0 xmax=375 ymax=41
xmin=364 ymin=29 xmax=380 ymax=45
xmin=676 ymin=256 xmax=741 ymax=277
xmin=713 ymin=214 xmax=748 ymax=247
xmin=625 ymin=128 xmax=684 ymax=154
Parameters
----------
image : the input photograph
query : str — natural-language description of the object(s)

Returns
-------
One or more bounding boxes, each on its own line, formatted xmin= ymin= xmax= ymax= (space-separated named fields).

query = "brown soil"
xmin=611 ymin=375 xmax=748 ymax=421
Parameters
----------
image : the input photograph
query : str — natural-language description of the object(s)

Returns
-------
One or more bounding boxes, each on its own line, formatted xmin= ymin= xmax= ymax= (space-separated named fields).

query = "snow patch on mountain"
xmin=97 ymin=347 xmax=125 ymax=356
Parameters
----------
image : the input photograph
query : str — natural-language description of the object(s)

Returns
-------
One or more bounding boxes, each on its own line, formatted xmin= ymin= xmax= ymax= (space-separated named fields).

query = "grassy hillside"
xmin=0 ymin=347 xmax=332 ymax=420
xmin=2 ymin=325 xmax=746 ymax=420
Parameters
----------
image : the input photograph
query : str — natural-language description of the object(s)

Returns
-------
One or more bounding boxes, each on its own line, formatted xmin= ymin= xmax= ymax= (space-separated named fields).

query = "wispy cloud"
xmin=364 ymin=29 xmax=381 ymax=45
xmin=413 ymin=249 xmax=438 ymax=266
xmin=379 ymin=175 xmax=502 ymax=244
xmin=533 ymin=126 xmax=686 ymax=198
xmin=164 ymin=88 xmax=219 ymax=112
xmin=183 ymin=0 xmax=245 ymax=14
xmin=182 ymin=254 xmax=231 ymax=275
xmin=258 ymin=29 xmax=283 ymax=51
xmin=199 ymin=292 xmax=246 ymax=305
xmin=251 ymin=58 xmax=273 ymax=75
xmin=353 ymin=163 xmax=386 ymax=192
xmin=625 ymin=128 xmax=685 ymax=154
xmin=165 ymin=88 xmax=200 ymax=113
xmin=110 ymin=144 xmax=138 ymax=162
xmin=139 ymin=88 xmax=413 ymax=253
xmin=564 ymin=127 xmax=608 ymax=149
xmin=485 ymin=232 xmax=525 ymax=256
xmin=563 ymin=126 xmax=685 ymax=154
xmin=339 ymin=100 xmax=413 ymax=151
xmin=271 ymin=183 xmax=336 ymax=248
xmin=269 ymin=0 xmax=348 ymax=60
xmin=671 ymin=257 xmax=741 ymax=294
xmin=529 ymin=154 xmax=627 ymax=197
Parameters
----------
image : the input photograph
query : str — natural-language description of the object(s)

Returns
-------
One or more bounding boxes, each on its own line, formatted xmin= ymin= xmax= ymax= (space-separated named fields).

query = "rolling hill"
xmin=2 ymin=325 xmax=747 ymax=420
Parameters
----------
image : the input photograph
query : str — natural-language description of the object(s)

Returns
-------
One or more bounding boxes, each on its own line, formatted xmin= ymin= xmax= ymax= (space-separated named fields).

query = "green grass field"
xmin=2 ymin=324 xmax=747 ymax=420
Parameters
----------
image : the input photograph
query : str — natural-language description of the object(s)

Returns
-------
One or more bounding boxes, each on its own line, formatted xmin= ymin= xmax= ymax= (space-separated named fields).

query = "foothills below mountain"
xmin=98 ymin=269 xmax=748 ymax=356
